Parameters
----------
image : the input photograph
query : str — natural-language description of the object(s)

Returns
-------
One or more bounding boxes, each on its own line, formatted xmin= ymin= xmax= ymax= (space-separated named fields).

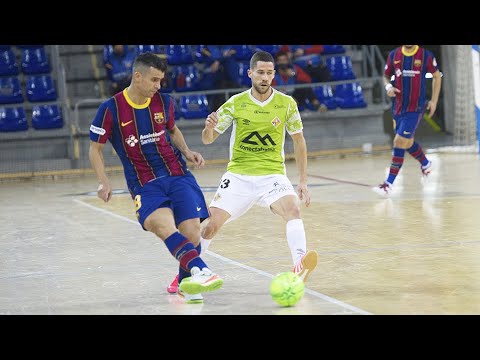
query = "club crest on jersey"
xmin=271 ymin=117 xmax=281 ymax=128
xmin=414 ymin=59 xmax=422 ymax=67
xmin=154 ymin=112 xmax=164 ymax=124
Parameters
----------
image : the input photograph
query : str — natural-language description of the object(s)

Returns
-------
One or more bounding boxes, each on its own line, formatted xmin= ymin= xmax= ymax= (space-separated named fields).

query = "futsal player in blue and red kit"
xmin=373 ymin=45 xmax=442 ymax=196
xmin=89 ymin=52 xmax=223 ymax=303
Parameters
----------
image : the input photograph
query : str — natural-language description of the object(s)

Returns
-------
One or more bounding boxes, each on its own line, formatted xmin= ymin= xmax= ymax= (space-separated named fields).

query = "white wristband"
xmin=385 ymin=83 xmax=393 ymax=92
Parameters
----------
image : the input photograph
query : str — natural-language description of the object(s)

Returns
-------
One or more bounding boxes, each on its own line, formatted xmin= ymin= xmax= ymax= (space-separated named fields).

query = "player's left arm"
xmin=168 ymin=125 xmax=205 ymax=169
xmin=427 ymin=70 xmax=442 ymax=117
xmin=426 ymin=53 xmax=442 ymax=117
xmin=290 ymin=132 xmax=310 ymax=207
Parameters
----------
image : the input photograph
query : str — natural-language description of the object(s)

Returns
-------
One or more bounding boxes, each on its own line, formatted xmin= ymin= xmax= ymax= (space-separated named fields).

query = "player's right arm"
xmin=202 ymin=112 xmax=221 ymax=144
xmin=89 ymin=102 xmax=114 ymax=202
xmin=384 ymin=50 xmax=400 ymax=97
xmin=202 ymin=96 xmax=236 ymax=144
xmin=426 ymin=51 xmax=442 ymax=117
xmin=89 ymin=142 xmax=112 ymax=202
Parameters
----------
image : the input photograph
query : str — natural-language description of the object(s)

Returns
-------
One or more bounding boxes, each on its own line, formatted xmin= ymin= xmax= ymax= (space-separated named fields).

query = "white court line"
xmin=73 ymin=198 xmax=372 ymax=315
xmin=73 ymin=198 xmax=140 ymax=226
xmin=206 ymin=251 xmax=371 ymax=315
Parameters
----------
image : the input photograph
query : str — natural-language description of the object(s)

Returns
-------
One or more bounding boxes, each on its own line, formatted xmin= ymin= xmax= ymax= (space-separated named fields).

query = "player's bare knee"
xmin=145 ymin=220 xmax=172 ymax=241
xmin=291 ymin=205 xmax=302 ymax=218
xmin=394 ymin=135 xmax=410 ymax=149
xmin=284 ymin=205 xmax=301 ymax=221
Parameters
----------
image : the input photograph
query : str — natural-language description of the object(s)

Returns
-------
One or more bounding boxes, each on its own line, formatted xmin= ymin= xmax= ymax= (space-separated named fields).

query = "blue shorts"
xmin=132 ymin=172 xmax=209 ymax=230
xmin=393 ymin=111 xmax=425 ymax=139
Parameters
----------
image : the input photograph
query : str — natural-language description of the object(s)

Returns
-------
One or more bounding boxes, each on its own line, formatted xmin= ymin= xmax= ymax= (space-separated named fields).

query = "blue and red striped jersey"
xmin=90 ymin=89 xmax=187 ymax=192
xmin=384 ymin=46 xmax=439 ymax=116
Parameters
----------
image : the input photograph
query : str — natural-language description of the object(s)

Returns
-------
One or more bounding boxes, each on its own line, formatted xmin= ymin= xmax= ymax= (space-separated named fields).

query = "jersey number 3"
xmin=220 ymin=179 xmax=230 ymax=189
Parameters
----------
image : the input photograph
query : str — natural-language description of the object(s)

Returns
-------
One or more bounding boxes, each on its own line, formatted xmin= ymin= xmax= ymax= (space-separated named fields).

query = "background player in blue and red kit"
xmin=373 ymin=45 xmax=442 ymax=196
xmin=89 ymin=52 xmax=223 ymax=302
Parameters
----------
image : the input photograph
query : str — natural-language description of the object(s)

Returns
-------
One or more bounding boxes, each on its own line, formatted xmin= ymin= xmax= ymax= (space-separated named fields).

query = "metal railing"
xmin=73 ymin=76 xmax=387 ymax=135
xmin=361 ymin=45 xmax=386 ymax=78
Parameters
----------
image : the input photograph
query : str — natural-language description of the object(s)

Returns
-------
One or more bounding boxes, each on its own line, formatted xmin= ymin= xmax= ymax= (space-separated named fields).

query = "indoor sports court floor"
xmin=1 ymin=151 xmax=480 ymax=315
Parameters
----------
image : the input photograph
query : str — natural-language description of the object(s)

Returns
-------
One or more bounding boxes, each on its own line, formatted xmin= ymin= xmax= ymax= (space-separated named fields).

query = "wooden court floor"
xmin=1 ymin=152 xmax=480 ymax=315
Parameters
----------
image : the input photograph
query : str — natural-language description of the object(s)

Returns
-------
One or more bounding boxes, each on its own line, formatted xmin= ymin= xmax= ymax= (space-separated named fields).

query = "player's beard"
xmin=252 ymin=82 xmax=271 ymax=95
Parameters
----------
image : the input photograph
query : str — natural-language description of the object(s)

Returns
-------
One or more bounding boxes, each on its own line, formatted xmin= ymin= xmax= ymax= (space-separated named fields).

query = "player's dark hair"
xmin=133 ymin=52 xmax=168 ymax=73
xmin=250 ymin=51 xmax=274 ymax=70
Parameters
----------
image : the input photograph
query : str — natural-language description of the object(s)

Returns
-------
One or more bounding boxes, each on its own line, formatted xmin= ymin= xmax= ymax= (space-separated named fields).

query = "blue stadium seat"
xmin=301 ymin=98 xmax=321 ymax=112
xmin=0 ymin=49 xmax=19 ymax=76
xmin=173 ymin=97 xmax=182 ymax=120
xmin=26 ymin=75 xmax=57 ymax=102
xmin=235 ymin=61 xmax=251 ymax=87
xmin=294 ymin=54 xmax=323 ymax=70
xmin=166 ymin=45 xmax=194 ymax=65
xmin=0 ymin=77 xmax=23 ymax=104
xmin=335 ymin=82 xmax=367 ymax=109
xmin=135 ymin=45 xmax=161 ymax=55
xmin=173 ymin=65 xmax=200 ymax=92
xmin=313 ymin=85 xmax=337 ymax=110
xmin=160 ymin=70 xmax=175 ymax=93
xmin=326 ymin=56 xmax=355 ymax=81
xmin=0 ymin=107 xmax=27 ymax=131
xmin=103 ymin=45 xmax=114 ymax=64
xmin=322 ymin=45 xmax=346 ymax=54
xmin=21 ymin=47 xmax=50 ymax=74
xmin=32 ymin=105 xmax=63 ymax=129
xmin=179 ymin=95 xmax=210 ymax=119
xmin=103 ymin=45 xmax=132 ymax=64
xmin=194 ymin=45 xmax=207 ymax=63
xmin=0 ymin=45 xmax=11 ymax=50
xmin=255 ymin=45 xmax=281 ymax=56
xmin=229 ymin=45 xmax=255 ymax=61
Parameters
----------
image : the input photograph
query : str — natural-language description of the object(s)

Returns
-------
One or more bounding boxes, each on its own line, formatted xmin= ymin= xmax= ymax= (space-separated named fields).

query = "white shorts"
xmin=209 ymin=171 xmax=298 ymax=222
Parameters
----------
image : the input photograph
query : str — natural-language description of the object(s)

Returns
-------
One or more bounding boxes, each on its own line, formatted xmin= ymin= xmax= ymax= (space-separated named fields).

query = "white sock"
xmin=201 ymin=237 xmax=212 ymax=251
xmin=286 ymin=219 xmax=307 ymax=265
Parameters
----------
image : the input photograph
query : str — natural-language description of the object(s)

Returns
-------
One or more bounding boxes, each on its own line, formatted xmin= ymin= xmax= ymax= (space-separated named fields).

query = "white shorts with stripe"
xmin=209 ymin=171 xmax=298 ymax=222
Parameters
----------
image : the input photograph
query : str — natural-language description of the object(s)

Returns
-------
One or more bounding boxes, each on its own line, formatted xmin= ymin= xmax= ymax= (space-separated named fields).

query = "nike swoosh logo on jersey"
xmin=121 ymin=120 xmax=133 ymax=127
xmin=196 ymin=207 xmax=202 ymax=211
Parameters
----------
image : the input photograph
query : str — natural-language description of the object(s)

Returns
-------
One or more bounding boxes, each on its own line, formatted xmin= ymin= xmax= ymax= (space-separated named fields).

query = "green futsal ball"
xmin=270 ymin=272 xmax=305 ymax=307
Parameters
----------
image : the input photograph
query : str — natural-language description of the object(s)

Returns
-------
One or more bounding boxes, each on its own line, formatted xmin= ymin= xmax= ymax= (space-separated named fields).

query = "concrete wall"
xmin=72 ymin=105 xmax=389 ymax=170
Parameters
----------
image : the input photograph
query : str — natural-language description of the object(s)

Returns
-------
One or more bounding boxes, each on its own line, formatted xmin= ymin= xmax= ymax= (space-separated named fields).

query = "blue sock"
xmin=386 ymin=147 xmax=405 ymax=185
xmin=407 ymin=141 xmax=429 ymax=167
xmin=179 ymin=243 xmax=202 ymax=283
xmin=164 ymin=232 xmax=207 ymax=272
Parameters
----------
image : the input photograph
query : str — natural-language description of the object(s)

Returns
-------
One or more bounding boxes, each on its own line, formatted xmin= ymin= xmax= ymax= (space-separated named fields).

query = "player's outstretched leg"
xmin=165 ymin=232 xmax=223 ymax=295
